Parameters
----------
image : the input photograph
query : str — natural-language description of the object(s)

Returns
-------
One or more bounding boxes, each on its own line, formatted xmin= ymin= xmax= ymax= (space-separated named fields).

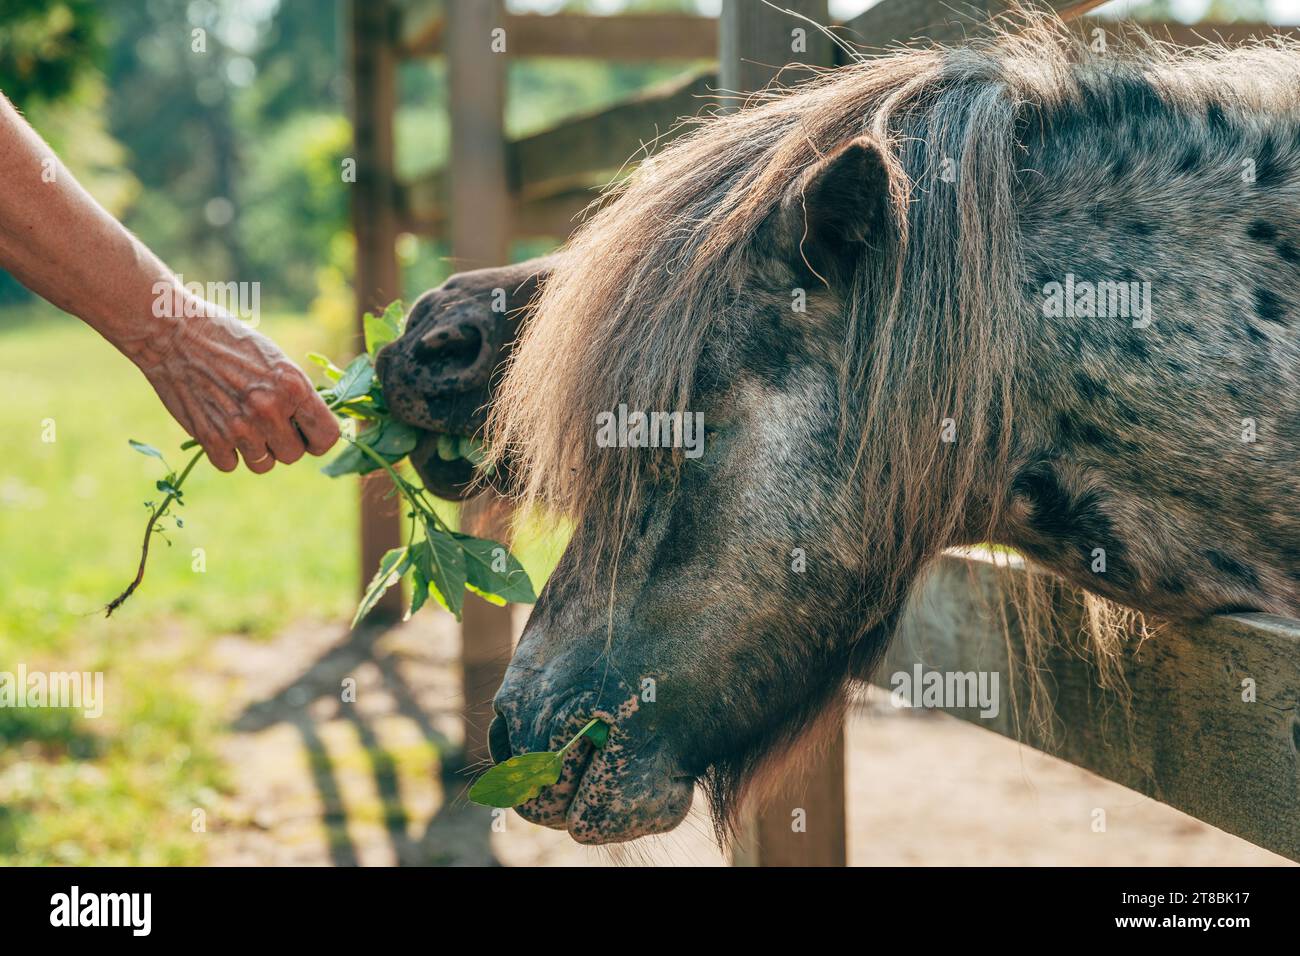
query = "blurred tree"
xmin=101 ymin=0 xmax=253 ymax=284
xmin=1206 ymin=0 xmax=1270 ymax=19
xmin=0 ymin=0 xmax=101 ymax=107
xmin=246 ymin=0 xmax=342 ymax=121
xmin=1119 ymin=0 xmax=1271 ymax=20
xmin=99 ymin=0 xmax=350 ymax=304
xmin=236 ymin=0 xmax=349 ymax=308
xmin=0 ymin=0 xmax=121 ymax=306
xmin=239 ymin=111 xmax=351 ymax=309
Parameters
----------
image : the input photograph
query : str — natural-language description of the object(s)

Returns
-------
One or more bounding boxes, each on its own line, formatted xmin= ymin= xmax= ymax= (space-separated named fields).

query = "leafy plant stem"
xmin=346 ymin=436 xmax=453 ymax=534
xmin=559 ymin=718 xmax=602 ymax=757
xmin=105 ymin=447 xmax=206 ymax=617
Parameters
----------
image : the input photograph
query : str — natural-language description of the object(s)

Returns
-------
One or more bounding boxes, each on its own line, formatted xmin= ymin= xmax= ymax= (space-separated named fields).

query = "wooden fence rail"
xmin=881 ymin=555 xmax=1300 ymax=863
xmin=407 ymin=3 xmax=1255 ymax=63
xmin=400 ymin=70 xmax=716 ymax=234
xmin=402 ymin=11 xmax=719 ymax=60
xmin=397 ymin=11 xmax=1300 ymax=244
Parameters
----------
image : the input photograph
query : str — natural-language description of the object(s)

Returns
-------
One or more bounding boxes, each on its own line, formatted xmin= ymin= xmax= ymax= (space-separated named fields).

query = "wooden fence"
xmin=348 ymin=0 xmax=1300 ymax=865
xmin=883 ymin=556 xmax=1300 ymax=862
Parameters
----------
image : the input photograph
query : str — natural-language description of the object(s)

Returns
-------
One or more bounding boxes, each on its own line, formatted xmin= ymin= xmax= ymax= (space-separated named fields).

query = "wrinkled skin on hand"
xmin=138 ymin=300 xmax=339 ymax=473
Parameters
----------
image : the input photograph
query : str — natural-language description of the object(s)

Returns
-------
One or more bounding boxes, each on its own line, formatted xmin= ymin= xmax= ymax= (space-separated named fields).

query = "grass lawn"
xmin=0 ymin=302 xmax=564 ymax=864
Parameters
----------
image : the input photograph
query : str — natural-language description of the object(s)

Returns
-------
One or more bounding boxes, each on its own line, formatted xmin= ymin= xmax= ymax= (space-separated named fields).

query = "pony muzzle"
xmin=490 ymin=692 xmax=694 ymax=844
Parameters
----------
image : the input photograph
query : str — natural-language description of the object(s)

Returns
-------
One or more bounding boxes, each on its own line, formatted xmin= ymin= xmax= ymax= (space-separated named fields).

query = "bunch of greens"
xmin=311 ymin=302 xmax=534 ymax=625
xmin=107 ymin=301 xmax=535 ymax=625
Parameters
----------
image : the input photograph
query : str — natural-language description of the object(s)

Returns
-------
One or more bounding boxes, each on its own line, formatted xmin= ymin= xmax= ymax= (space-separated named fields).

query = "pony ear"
xmin=780 ymin=135 xmax=890 ymax=285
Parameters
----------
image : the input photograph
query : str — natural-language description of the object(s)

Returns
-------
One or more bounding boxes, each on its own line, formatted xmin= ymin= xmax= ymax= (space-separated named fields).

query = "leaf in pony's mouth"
xmin=468 ymin=718 xmax=611 ymax=808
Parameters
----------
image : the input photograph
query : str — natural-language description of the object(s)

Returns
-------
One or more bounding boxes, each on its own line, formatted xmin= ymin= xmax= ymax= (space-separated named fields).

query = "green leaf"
xmin=321 ymin=421 xmax=419 ymax=477
xmin=363 ymin=301 xmax=405 ymax=358
xmin=369 ymin=421 xmax=419 ymax=458
xmin=129 ymin=439 xmax=164 ymax=461
xmin=436 ymin=434 xmax=459 ymax=461
xmin=459 ymin=436 xmax=486 ymax=466
xmin=155 ymin=478 xmax=182 ymax=497
xmin=405 ymin=560 xmax=430 ymax=621
xmin=456 ymin=534 xmax=537 ymax=605
xmin=320 ymin=442 xmax=372 ymax=477
xmin=307 ymin=352 xmax=344 ymax=381
xmin=325 ymin=356 xmax=374 ymax=406
xmin=364 ymin=378 xmax=389 ymax=414
xmin=464 ymin=584 xmax=507 ymax=607
xmin=352 ymin=546 xmax=411 ymax=628
xmin=417 ymin=526 xmax=468 ymax=620
xmin=332 ymin=398 xmax=384 ymax=421
xmin=381 ymin=299 xmax=406 ymax=331
xmin=466 ymin=718 xmax=607 ymax=808
xmin=467 ymin=751 xmax=564 ymax=808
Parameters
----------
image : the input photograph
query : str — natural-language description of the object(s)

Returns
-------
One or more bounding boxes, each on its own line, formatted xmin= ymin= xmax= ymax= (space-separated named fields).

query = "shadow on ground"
xmin=217 ymin=615 xmax=507 ymax=866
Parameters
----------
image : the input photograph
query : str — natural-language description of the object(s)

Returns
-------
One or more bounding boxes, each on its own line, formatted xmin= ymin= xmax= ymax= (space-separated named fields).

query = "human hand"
xmin=134 ymin=303 xmax=340 ymax=473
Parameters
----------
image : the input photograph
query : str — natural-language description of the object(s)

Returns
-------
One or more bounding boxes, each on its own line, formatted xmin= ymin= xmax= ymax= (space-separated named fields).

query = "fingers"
xmin=235 ymin=436 xmax=276 ymax=474
xmin=290 ymin=385 xmax=341 ymax=456
xmin=266 ymin=420 xmax=307 ymax=465
xmin=149 ymin=322 xmax=340 ymax=475
xmin=203 ymin=436 xmax=240 ymax=473
xmin=171 ymin=389 xmax=237 ymax=473
xmin=233 ymin=390 xmax=284 ymax=474
xmin=249 ymin=374 xmax=335 ymax=467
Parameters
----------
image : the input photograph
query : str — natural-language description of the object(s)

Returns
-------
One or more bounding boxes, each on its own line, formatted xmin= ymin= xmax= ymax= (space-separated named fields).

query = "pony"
xmin=380 ymin=15 xmax=1300 ymax=844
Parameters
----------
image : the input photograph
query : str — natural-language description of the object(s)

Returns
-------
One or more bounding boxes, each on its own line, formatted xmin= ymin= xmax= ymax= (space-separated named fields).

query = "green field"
xmin=0 ymin=303 xmax=562 ymax=864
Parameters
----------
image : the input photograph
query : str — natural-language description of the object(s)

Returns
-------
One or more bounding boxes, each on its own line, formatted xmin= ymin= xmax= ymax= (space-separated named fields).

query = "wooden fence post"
xmin=348 ymin=0 xmax=404 ymax=621
xmin=720 ymin=0 xmax=833 ymax=104
xmin=447 ymin=0 xmax=514 ymax=769
xmin=754 ymin=723 xmax=848 ymax=867
xmin=718 ymin=0 xmax=846 ymax=867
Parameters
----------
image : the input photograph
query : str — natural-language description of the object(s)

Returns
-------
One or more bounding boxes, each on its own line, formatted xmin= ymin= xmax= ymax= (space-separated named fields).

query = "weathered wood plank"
xmin=446 ymin=0 xmax=514 ymax=770
xmin=511 ymin=71 xmax=717 ymax=200
xmin=402 ymin=5 xmax=1300 ymax=64
xmin=716 ymin=0 xmax=845 ymax=868
xmin=459 ymin=500 xmax=516 ymax=772
xmin=879 ymin=554 xmax=1300 ymax=862
xmin=402 ymin=14 xmax=1300 ymax=232
xmin=839 ymin=0 xmax=1106 ymax=50
xmin=720 ymin=0 xmax=834 ymax=102
xmin=402 ymin=12 xmax=718 ymax=61
xmin=401 ymin=190 xmax=596 ymax=241
xmin=751 ymin=721 xmax=848 ymax=866
xmin=838 ymin=14 xmax=1300 ymax=61
xmin=447 ymin=0 xmax=509 ymax=268
xmin=1079 ymin=18 xmax=1300 ymax=48
xmin=401 ymin=70 xmax=717 ymax=230
xmin=348 ymin=0 xmax=404 ymax=621
xmin=398 ymin=0 xmax=441 ymax=57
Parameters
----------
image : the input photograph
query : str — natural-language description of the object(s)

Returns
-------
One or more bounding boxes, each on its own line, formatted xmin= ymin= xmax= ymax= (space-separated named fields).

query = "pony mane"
xmin=489 ymin=10 xmax=1300 ymax=737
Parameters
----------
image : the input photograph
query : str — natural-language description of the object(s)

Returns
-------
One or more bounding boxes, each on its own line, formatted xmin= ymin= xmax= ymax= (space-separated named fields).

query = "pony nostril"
xmin=488 ymin=713 xmax=513 ymax=765
xmin=414 ymin=320 xmax=485 ymax=374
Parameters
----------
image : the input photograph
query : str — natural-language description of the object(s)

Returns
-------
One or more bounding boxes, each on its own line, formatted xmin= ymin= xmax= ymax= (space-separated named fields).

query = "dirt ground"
xmin=201 ymin=609 xmax=1291 ymax=867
